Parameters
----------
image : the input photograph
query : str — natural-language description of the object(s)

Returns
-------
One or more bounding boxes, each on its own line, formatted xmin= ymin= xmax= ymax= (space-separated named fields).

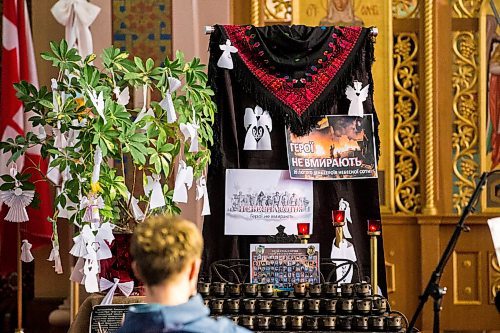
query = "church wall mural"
xmin=112 ymin=0 xmax=172 ymax=63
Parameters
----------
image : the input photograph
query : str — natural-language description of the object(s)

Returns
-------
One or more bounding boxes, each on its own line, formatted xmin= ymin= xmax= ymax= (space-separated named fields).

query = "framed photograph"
xmin=250 ymin=243 xmax=320 ymax=290
xmin=225 ymin=169 xmax=313 ymax=235
xmin=286 ymin=115 xmax=378 ymax=180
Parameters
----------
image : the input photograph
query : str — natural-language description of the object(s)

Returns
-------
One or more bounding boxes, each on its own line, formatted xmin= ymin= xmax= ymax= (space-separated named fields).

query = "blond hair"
xmin=131 ymin=215 xmax=203 ymax=286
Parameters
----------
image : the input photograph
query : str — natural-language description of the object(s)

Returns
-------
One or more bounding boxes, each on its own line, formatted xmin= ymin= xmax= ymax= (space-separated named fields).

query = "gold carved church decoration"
xmin=392 ymin=0 xmax=421 ymax=214
xmin=392 ymin=0 xmax=419 ymax=18
xmin=393 ymin=33 xmax=421 ymax=214
xmin=451 ymin=0 xmax=482 ymax=213
xmin=488 ymin=252 xmax=500 ymax=304
xmin=451 ymin=0 xmax=482 ymax=18
xmin=251 ymin=0 xmax=292 ymax=25
xmin=263 ymin=0 xmax=292 ymax=24
xmin=451 ymin=31 xmax=480 ymax=213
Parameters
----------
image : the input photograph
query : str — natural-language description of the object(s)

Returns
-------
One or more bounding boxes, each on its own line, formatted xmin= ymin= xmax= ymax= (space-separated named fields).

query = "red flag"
xmin=0 ymin=0 xmax=53 ymax=275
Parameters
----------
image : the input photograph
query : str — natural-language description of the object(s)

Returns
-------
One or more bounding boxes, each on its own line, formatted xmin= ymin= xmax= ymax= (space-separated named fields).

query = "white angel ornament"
xmin=70 ymin=257 xmax=85 ymax=284
xmin=338 ymin=198 xmax=352 ymax=238
xmin=196 ymin=176 xmax=211 ymax=216
xmin=243 ymin=105 xmax=273 ymax=150
xmin=345 ymin=81 xmax=369 ymax=117
xmin=330 ymin=237 xmax=357 ymax=284
xmin=125 ymin=190 xmax=144 ymax=221
xmin=159 ymin=77 xmax=181 ymax=123
xmin=37 ymin=126 xmax=47 ymax=141
xmin=144 ymin=174 xmax=166 ymax=209
xmin=57 ymin=167 xmax=77 ymax=219
xmin=134 ymin=84 xmax=154 ymax=127
xmin=89 ymin=89 xmax=106 ymax=124
xmin=83 ymin=259 xmax=100 ymax=293
xmin=217 ymin=39 xmax=238 ymax=69
xmin=172 ymin=161 xmax=193 ymax=203
xmin=21 ymin=239 xmax=34 ymax=263
xmin=113 ymin=86 xmax=130 ymax=106
xmin=91 ymin=146 xmax=102 ymax=187
xmin=0 ymin=168 xmax=35 ymax=223
xmin=80 ymin=194 xmax=105 ymax=224
xmin=180 ymin=108 xmax=200 ymax=153
xmin=51 ymin=78 xmax=60 ymax=113
xmin=52 ymin=122 xmax=68 ymax=149
xmin=48 ymin=239 xmax=63 ymax=274
xmin=94 ymin=222 xmax=115 ymax=260
xmin=70 ymin=232 xmax=88 ymax=258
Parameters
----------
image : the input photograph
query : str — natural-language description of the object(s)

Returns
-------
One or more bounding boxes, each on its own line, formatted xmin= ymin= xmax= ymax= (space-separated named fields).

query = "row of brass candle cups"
xmin=198 ymin=281 xmax=374 ymax=299
xmin=214 ymin=314 xmax=403 ymax=331
xmin=294 ymin=282 xmax=373 ymax=299
xmin=205 ymin=296 xmax=388 ymax=316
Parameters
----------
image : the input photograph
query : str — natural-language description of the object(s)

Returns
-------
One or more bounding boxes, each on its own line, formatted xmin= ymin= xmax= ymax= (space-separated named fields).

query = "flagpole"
xmin=16 ymin=223 xmax=24 ymax=333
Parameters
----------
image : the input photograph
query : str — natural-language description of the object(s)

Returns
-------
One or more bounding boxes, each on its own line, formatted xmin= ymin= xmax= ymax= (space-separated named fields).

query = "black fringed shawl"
xmin=204 ymin=25 xmax=386 ymax=293
xmin=209 ymin=24 xmax=378 ymax=137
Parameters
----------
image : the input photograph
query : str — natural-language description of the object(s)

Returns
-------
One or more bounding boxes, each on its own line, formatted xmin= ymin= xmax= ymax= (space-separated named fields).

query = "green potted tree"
xmin=0 ymin=40 xmax=216 ymax=294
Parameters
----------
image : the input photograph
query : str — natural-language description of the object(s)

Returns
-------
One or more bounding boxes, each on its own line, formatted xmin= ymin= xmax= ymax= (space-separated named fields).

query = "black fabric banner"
xmin=204 ymin=24 xmax=386 ymax=294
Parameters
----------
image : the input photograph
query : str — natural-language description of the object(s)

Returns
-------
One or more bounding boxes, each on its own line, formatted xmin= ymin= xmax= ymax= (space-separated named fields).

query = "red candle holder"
xmin=332 ymin=210 xmax=345 ymax=226
xmin=297 ymin=222 xmax=310 ymax=236
xmin=297 ymin=222 xmax=311 ymax=244
xmin=367 ymin=219 xmax=381 ymax=236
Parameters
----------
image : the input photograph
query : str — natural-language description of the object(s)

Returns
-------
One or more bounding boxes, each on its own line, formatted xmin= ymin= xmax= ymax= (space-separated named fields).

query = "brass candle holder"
xmin=367 ymin=219 xmax=382 ymax=294
xmin=332 ymin=210 xmax=346 ymax=247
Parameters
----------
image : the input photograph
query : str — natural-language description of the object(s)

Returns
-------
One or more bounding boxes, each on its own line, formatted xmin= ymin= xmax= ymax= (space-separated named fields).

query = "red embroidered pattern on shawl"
xmin=222 ymin=25 xmax=363 ymax=117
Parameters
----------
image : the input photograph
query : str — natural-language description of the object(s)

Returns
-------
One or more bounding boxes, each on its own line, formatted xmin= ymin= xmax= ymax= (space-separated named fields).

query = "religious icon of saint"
xmin=320 ymin=0 xmax=364 ymax=26
xmin=488 ymin=42 xmax=500 ymax=169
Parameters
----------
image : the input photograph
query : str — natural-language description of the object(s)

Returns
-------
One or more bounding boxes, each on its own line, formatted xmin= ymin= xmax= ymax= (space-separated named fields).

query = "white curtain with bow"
xmin=51 ymin=0 xmax=101 ymax=57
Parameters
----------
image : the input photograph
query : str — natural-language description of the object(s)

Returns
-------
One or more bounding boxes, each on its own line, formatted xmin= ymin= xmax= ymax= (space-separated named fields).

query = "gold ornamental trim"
xmin=393 ymin=33 xmax=421 ymax=214
xmin=451 ymin=31 xmax=480 ymax=213
xmin=251 ymin=0 xmax=261 ymax=26
xmin=422 ymin=0 xmax=437 ymax=215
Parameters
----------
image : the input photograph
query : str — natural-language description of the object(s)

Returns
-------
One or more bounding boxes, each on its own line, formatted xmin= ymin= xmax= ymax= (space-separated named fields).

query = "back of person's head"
xmin=131 ymin=215 xmax=203 ymax=286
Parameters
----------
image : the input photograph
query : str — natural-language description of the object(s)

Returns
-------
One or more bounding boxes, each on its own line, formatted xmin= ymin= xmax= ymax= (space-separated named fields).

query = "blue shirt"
xmin=117 ymin=294 xmax=251 ymax=333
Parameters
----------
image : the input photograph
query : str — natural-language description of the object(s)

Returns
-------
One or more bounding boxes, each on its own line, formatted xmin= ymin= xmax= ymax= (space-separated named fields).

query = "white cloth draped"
xmin=51 ymin=0 xmax=101 ymax=58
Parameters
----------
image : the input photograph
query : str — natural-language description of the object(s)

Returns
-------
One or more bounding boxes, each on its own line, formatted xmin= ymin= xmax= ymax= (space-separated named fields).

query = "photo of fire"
xmin=286 ymin=115 xmax=378 ymax=180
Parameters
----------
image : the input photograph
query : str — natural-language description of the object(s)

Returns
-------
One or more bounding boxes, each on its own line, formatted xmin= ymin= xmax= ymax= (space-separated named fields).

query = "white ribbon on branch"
xmin=99 ymin=278 xmax=134 ymax=305
xmin=47 ymin=239 xmax=63 ymax=274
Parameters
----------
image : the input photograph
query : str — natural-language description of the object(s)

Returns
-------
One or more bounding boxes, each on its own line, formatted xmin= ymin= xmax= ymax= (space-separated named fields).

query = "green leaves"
xmin=41 ymin=40 xmax=81 ymax=73
xmin=14 ymin=81 xmax=52 ymax=115
xmin=0 ymin=39 xmax=218 ymax=227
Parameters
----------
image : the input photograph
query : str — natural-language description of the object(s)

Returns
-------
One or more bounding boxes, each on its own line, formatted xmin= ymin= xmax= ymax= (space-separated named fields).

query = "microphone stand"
xmin=408 ymin=172 xmax=489 ymax=333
